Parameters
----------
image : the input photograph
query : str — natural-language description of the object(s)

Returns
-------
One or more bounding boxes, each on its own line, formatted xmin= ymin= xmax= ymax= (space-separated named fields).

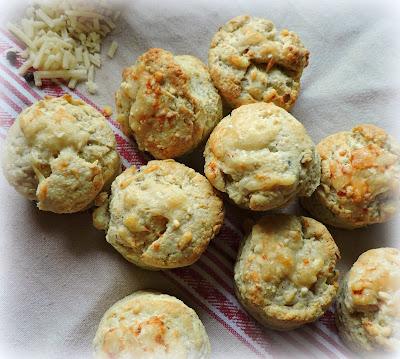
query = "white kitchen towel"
xmin=0 ymin=0 xmax=399 ymax=358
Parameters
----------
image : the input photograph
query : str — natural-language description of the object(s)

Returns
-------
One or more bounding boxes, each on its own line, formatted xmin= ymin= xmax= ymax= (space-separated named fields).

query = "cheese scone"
xmin=115 ymin=48 xmax=223 ymax=159
xmin=301 ymin=124 xmax=400 ymax=229
xmin=93 ymin=160 xmax=224 ymax=269
xmin=204 ymin=102 xmax=320 ymax=211
xmin=209 ymin=15 xmax=309 ymax=110
xmin=234 ymin=215 xmax=340 ymax=330
xmin=94 ymin=291 xmax=210 ymax=359
xmin=336 ymin=248 xmax=400 ymax=352
xmin=2 ymin=95 xmax=120 ymax=213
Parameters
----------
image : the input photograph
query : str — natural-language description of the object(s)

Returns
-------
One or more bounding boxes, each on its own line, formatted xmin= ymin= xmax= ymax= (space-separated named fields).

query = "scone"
xmin=234 ymin=215 xmax=340 ymax=330
xmin=2 ymin=95 xmax=120 ymax=213
xmin=93 ymin=160 xmax=224 ymax=269
xmin=301 ymin=124 xmax=400 ymax=229
xmin=93 ymin=291 xmax=211 ymax=359
xmin=208 ymin=15 xmax=309 ymax=110
xmin=335 ymin=248 xmax=400 ymax=352
xmin=204 ymin=102 xmax=320 ymax=211
xmin=115 ymin=48 xmax=223 ymax=159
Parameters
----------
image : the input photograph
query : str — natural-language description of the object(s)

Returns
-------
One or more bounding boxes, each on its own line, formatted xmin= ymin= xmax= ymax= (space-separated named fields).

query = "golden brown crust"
xmin=302 ymin=124 xmax=400 ymax=229
xmin=204 ymin=102 xmax=320 ymax=211
xmin=95 ymin=160 xmax=224 ymax=269
xmin=94 ymin=291 xmax=211 ymax=358
xmin=234 ymin=215 xmax=339 ymax=330
xmin=115 ymin=48 xmax=222 ymax=159
xmin=208 ymin=15 xmax=309 ymax=110
xmin=336 ymin=248 xmax=400 ymax=352
xmin=2 ymin=95 xmax=120 ymax=213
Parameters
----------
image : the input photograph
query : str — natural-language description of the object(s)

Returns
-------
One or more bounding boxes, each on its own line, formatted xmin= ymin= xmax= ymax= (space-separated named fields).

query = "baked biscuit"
xmin=93 ymin=291 xmax=211 ymax=359
xmin=208 ymin=15 xmax=309 ymax=110
xmin=2 ymin=95 xmax=120 ymax=213
xmin=204 ymin=102 xmax=320 ymax=211
xmin=301 ymin=124 xmax=400 ymax=229
xmin=93 ymin=160 xmax=224 ymax=269
xmin=115 ymin=48 xmax=223 ymax=159
xmin=234 ymin=215 xmax=340 ymax=330
xmin=335 ymin=248 xmax=400 ymax=352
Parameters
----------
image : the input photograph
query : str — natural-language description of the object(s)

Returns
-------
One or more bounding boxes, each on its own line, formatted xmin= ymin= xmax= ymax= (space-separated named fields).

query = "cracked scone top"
xmin=115 ymin=48 xmax=223 ymax=159
xmin=93 ymin=160 xmax=224 ymax=269
xmin=208 ymin=15 xmax=309 ymax=110
xmin=2 ymin=95 xmax=120 ymax=213
xmin=336 ymin=248 xmax=400 ymax=352
xmin=204 ymin=102 xmax=320 ymax=211
xmin=234 ymin=215 xmax=340 ymax=330
xmin=301 ymin=124 xmax=400 ymax=229
xmin=94 ymin=291 xmax=211 ymax=359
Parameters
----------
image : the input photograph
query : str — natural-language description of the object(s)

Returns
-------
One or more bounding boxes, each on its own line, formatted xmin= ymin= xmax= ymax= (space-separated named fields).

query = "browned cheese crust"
xmin=116 ymin=48 xmax=222 ymax=159
xmin=234 ymin=215 xmax=340 ymax=330
xmin=302 ymin=124 xmax=400 ymax=229
xmin=209 ymin=15 xmax=309 ymax=110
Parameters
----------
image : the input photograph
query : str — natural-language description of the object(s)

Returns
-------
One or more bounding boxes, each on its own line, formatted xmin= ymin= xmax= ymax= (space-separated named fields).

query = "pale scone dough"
xmin=301 ymin=124 xmax=400 ymax=229
xmin=93 ymin=160 xmax=224 ymax=269
xmin=2 ymin=95 xmax=120 ymax=213
xmin=115 ymin=48 xmax=223 ymax=159
xmin=93 ymin=291 xmax=211 ymax=359
xmin=234 ymin=215 xmax=340 ymax=330
xmin=336 ymin=248 xmax=400 ymax=352
xmin=208 ymin=15 xmax=309 ymax=110
xmin=204 ymin=102 xmax=320 ymax=211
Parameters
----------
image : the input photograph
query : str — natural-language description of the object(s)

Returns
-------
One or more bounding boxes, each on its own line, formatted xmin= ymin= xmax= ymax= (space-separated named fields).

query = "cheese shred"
xmin=107 ymin=40 xmax=118 ymax=58
xmin=8 ymin=1 xmax=120 ymax=93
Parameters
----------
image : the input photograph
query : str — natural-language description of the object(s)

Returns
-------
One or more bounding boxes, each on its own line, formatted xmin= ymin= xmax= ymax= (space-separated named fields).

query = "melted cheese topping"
xmin=236 ymin=215 xmax=339 ymax=309
xmin=94 ymin=292 xmax=210 ymax=359
xmin=348 ymin=248 xmax=400 ymax=315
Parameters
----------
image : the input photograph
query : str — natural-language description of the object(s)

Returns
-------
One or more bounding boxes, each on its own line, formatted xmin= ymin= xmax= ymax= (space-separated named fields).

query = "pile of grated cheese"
xmin=7 ymin=0 xmax=120 ymax=94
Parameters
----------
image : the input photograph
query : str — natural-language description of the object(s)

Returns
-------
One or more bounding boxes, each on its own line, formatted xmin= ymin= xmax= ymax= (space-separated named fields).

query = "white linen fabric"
xmin=0 ymin=0 xmax=399 ymax=358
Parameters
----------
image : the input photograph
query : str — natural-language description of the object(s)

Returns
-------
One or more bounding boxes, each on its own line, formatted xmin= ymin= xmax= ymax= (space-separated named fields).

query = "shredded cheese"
xmin=86 ymin=81 xmax=97 ymax=94
xmin=107 ymin=40 xmax=118 ymax=58
xmin=75 ymin=46 xmax=83 ymax=62
xmin=7 ymin=23 xmax=34 ymax=48
xmin=36 ymin=8 xmax=55 ymax=28
xmin=18 ymin=59 xmax=33 ymax=75
xmin=8 ymin=0 xmax=120 ymax=92
xmin=35 ymin=69 xmax=88 ymax=80
xmin=83 ymin=48 xmax=91 ymax=69
xmin=33 ymin=71 xmax=42 ymax=86
xmin=65 ymin=10 xmax=105 ymax=19
xmin=89 ymin=53 xmax=101 ymax=67
xmin=68 ymin=77 xmax=78 ymax=89
xmin=88 ymin=65 xmax=95 ymax=82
